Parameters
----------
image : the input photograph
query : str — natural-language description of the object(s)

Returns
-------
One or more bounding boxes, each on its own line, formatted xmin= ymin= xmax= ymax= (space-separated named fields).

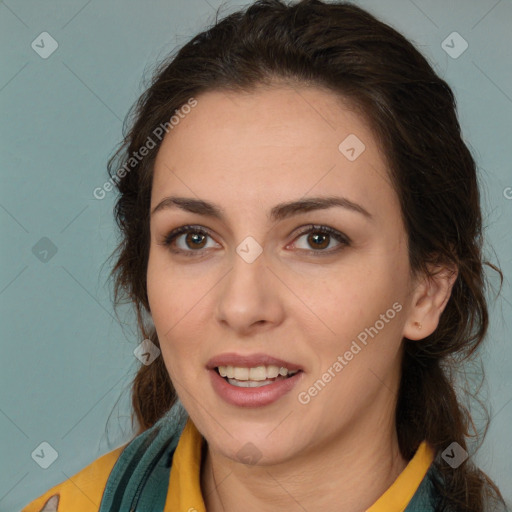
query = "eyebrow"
xmin=151 ymin=195 xmax=372 ymax=222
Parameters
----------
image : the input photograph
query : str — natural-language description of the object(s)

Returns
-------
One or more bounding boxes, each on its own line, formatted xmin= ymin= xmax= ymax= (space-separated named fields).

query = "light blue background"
xmin=1 ymin=0 xmax=511 ymax=509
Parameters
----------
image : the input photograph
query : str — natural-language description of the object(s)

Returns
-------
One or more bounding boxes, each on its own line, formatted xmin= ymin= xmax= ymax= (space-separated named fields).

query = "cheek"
xmin=146 ymin=251 xmax=213 ymax=378
xmin=147 ymin=254 xmax=184 ymax=361
xmin=300 ymin=265 xmax=406 ymax=413
xmin=309 ymin=252 xmax=409 ymax=356
xmin=147 ymin=248 xmax=198 ymax=329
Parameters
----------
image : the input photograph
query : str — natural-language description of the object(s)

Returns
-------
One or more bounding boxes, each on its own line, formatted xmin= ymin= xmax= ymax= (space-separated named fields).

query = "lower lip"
xmin=208 ymin=368 xmax=303 ymax=407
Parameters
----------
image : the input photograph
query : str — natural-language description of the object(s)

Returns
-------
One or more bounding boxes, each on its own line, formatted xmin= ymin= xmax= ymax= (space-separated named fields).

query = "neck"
xmin=200 ymin=408 xmax=407 ymax=512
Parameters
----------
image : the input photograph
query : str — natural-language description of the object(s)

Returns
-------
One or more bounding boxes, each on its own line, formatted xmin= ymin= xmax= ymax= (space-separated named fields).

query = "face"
xmin=147 ymin=85 xmax=418 ymax=465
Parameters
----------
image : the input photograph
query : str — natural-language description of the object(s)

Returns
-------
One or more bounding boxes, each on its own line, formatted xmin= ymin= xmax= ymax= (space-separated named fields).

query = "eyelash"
xmin=161 ymin=224 xmax=351 ymax=258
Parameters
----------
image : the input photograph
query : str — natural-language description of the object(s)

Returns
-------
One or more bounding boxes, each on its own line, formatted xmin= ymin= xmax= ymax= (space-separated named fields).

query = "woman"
xmin=23 ymin=0 xmax=509 ymax=510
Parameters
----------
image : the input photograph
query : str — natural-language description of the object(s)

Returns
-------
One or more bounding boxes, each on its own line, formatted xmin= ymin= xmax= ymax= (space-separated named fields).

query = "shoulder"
xmin=21 ymin=444 xmax=126 ymax=512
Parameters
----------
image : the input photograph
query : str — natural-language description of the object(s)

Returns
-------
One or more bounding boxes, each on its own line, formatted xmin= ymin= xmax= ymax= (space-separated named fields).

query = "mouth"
xmin=207 ymin=354 xmax=304 ymax=407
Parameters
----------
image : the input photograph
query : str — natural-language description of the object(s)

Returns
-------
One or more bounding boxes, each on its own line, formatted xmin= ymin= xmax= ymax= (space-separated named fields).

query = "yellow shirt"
xmin=22 ymin=419 xmax=434 ymax=512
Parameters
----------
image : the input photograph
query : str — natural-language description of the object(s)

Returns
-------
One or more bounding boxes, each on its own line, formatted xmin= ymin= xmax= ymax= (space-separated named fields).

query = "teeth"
xmin=266 ymin=366 xmax=280 ymax=378
xmin=227 ymin=378 xmax=275 ymax=388
xmin=234 ymin=367 xmax=249 ymax=380
xmin=217 ymin=365 xmax=298 ymax=381
xmin=249 ymin=366 xmax=267 ymax=380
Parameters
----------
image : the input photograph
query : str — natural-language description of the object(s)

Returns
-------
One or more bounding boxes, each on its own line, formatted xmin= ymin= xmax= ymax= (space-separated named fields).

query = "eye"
xmin=290 ymin=224 xmax=350 ymax=255
xmin=161 ymin=225 xmax=219 ymax=257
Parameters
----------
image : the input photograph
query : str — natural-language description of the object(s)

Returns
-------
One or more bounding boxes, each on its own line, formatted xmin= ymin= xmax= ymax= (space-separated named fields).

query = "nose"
xmin=214 ymin=247 xmax=286 ymax=336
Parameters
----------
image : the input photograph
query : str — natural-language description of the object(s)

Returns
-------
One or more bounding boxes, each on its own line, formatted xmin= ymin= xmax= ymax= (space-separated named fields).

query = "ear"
xmin=403 ymin=263 xmax=458 ymax=341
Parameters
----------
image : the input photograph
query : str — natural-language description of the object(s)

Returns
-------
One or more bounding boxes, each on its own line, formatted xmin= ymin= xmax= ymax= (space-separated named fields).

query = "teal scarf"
xmin=98 ymin=401 xmax=188 ymax=511
xmin=99 ymin=400 xmax=437 ymax=511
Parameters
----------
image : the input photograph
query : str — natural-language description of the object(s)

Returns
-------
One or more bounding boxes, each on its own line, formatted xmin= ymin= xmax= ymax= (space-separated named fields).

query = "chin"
xmin=207 ymin=425 xmax=304 ymax=467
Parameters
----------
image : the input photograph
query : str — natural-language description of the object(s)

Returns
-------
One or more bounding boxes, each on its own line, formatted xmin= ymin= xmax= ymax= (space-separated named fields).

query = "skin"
xmin=147 ymin=85 xmax=456 ymax=512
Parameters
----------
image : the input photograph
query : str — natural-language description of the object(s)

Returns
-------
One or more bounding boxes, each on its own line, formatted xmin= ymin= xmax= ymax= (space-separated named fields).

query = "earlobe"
xmin=403 ymin=265 xmax=458 ymax=341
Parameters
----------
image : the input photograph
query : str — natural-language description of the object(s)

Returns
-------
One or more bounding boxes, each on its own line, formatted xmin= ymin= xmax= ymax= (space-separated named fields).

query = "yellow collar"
xmin=366 ymin=440 xmax=434 ymax=511
xmin=164 ymin=418 xmax=434 ymax=512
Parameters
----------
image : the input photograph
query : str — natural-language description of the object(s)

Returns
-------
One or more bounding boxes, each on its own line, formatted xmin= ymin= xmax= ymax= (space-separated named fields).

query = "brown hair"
xmin=106 ymin=1 xmax=507 ymax=510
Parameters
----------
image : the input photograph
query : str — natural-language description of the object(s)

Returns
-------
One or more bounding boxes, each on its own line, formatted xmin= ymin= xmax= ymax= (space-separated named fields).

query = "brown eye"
xmin=184 ymin=231 xmax=207 ymax=250
xmin=162 ymin=225 xmax=218 ymax=257
xmin=292 ymin=225 xmax=350 ymax=255
xmin=307 ymin=232 xmax=330 ymax=250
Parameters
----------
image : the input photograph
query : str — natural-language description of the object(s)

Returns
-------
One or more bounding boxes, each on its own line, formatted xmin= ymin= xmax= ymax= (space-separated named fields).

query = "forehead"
xmin=151 ymin=86 xmax=396 ymax=219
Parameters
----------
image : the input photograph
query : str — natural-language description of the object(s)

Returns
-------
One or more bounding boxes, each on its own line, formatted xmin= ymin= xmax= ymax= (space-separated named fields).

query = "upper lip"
xmin=206 ymin=352 xmax=303 ymax=372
